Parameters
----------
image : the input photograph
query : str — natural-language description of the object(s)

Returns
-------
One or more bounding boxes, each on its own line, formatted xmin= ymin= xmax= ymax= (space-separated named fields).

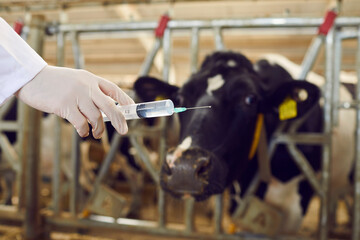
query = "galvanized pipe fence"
xmin=0 ymin=16 xmax=360 ymax=240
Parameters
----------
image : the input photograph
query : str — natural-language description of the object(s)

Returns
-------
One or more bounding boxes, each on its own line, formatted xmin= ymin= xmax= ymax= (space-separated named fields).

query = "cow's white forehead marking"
xmin=227 ymin=60 xmax=237 ymax=67
xmin=179 ymin=136 xmax=192 ymax=150
xmin=207 ymin=74 xmax=225 ymax=95
xmin=166 ymin=136 xmax=192 ymax=168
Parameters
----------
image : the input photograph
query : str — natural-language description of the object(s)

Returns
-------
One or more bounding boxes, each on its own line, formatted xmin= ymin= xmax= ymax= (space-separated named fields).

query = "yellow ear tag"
xmin=155 ymin=95 xmax=167 ymax=101
xmin=279 ymin=97 xmax=297 ymax=121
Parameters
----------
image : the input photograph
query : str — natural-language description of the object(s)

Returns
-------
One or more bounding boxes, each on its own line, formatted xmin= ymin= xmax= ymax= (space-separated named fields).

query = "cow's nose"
xmin=162 ymin=152 xmax=211 ymax=195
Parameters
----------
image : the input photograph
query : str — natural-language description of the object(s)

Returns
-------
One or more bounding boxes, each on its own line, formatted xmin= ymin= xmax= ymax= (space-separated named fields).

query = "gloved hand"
xmin=16 ymin=65 xmax=135 ymax=138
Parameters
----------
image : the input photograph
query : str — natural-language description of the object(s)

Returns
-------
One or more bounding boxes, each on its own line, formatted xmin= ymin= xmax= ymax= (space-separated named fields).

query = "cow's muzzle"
xmin=161 ymin=148 xmax=212 ymax=196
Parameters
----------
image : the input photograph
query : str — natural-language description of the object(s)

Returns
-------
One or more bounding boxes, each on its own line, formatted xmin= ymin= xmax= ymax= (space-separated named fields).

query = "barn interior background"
xmin=0 ymin=0 xmax=360 ymax=239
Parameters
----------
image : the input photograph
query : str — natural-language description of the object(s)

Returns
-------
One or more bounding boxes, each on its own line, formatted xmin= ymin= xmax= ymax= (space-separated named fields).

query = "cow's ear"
xmin=259 ymin=81 xmax=320 ymax=120
xmin=134 ymin=76 xmax=179 ymax=102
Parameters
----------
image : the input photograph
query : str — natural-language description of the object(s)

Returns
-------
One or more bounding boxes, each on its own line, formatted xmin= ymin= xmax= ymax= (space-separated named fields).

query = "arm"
xmin=0 ymin=17 xmax=134 ymax=138
xmin=0 ymin=17 xmax=47 ymax=103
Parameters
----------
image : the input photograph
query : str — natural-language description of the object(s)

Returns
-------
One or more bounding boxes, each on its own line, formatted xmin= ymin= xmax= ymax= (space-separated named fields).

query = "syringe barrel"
xmin=102 ymin=99 xmax=174 ymax=121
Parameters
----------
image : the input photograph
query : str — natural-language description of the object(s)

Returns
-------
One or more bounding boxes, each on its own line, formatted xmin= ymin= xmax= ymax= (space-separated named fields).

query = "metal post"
xmin=332 ymin=32 xmax=342 ymax=127
xmin=16 ymin=99 xmax=26 ymax=211
xmin=70 ymin=130 xmax=80 ymax=216
xmin=129 ymin=136 xmax=160 ymax=183
xmin=184 ymin=198 xmax=195 ymax=233
xmin=319 ymin=27 xmax=335 ymax=240
xmin=139 ymin=38 xmax=162 ymax=76
xmin=52 ymin=31 xmax=65 ymax=216
xmin=69 ymin=30 xmax=83 ymax=217
xmin=158 ymin=118 xmax=167 ymax=172
xmin=158 ymin=187 xmax=166 ymax=228
xmin=0 ymin=98 xmax=16 ymax=119
xmin=286 ymin=145 xmax=322 ymax=194
xmin=352 ymin=25 xmax=360 ymax=240
xmin=46 ymin=18 xmax=360 ymax=35
xmin=71 ymin=31 xmax=85 ymax=69
xmin=162 ymin=28 xmax=171 ymax=82
xmin=214 ymin=27 xmax=225 ymax=51
xmin=87 ymin=133 xmax=123 ymax=205
xmin=298 ymin=36 xmax=324 ymax=79
xmin=23 ymin=14 xmax=45 ymax=240
xmin=213 ymin=194 xmax=223 ymax=234
xmin=190 ymin=27 xmax=200 ymax=74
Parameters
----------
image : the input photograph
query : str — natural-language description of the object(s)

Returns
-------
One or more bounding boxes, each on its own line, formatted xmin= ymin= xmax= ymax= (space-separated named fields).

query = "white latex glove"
xmin=16 ymin=65 xmax=135 ymax=138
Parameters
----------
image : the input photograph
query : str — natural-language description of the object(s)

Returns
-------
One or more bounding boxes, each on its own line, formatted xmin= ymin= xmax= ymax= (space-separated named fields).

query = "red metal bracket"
xmin=318 ymin=10 xmax=337 ymax=35
xmin=155 ymin=14 xmax=170 ymax=38
xmin=13 ymin=19 xmax=24 ymax=35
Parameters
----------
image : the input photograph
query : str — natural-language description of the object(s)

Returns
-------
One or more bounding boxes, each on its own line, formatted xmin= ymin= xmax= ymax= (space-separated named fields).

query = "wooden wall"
xmin=1 ymin=0 xmax=359 ymax=88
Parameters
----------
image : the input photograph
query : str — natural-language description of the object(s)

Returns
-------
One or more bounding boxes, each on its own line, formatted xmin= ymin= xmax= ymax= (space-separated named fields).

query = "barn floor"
xmin=0 ymin=226 xmax=188 ymax=240
xmin=0 ymin=196 xmax=352 ymax=240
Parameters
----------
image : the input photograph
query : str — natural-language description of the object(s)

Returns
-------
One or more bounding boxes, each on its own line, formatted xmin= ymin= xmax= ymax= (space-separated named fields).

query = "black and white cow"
xmin=134 ymin=51 xmax=354 ymax=233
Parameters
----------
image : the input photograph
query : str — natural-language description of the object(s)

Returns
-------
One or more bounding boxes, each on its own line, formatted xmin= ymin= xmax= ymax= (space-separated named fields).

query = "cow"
xmin=133 ymin=51 xmax=355 ymax=234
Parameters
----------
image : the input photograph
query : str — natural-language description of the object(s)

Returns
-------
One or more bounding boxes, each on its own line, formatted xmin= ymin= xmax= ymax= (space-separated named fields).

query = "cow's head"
xmin=134 ymin=51 xmax=320 ymax=201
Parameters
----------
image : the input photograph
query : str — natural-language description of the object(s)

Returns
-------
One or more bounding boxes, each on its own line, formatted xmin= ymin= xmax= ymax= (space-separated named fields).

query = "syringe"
xmin=102 ymin=99 xmax=211 ymax=121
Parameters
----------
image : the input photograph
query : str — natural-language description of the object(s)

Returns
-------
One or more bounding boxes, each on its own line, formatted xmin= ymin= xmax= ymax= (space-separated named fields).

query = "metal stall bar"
xmin=0 ymin=122 xmax=19 ymax=131
xmin=353 ymin=25 xmax=360 ymax=240
xmin=23 ymin=14 xmax=45 ymax=240
xmin=213 ymin=194 xmax=223 ymax=234
xmin=332 ymin=32 xmax=342 ymax=127
xmin=158 ymin=26 xmax=173 ymax=229
xmin=16 ymin=98 xmax=25 ymax=212
xmin=214 ymin=27 xmax=225 ymax=51
xmin=286 ymin=145 xmax=323 ymax=194
xmin=162 ymin=28 xmax=171 ymax=82
xmin=69 ymin=30 xmax=83 ymax=217
xmin=45 ymin=215 xmax=308 ymax=240
xmin=319 ymin=27 xmax=335 ymax=240
xmin=71 ymin=31 xmax=85 ymax=69
xmin=298 ymin=36 xmax=324 ymax=80
xmin=0 ymin=98 xmax=16 ymax=119
xmin=139 ymin=38 xmax=162 ymax=76
xmin=48 ymin=18 xmax=360 ymax=34
xmin=190 ymin=27 xmax=200 ymax=74
xmin=84 ymin=133 xmax=123 ymax=214
xmin=157 ymin=118 xmax=167 ymax=228
xmin=184 ymin=198 xmax=195 ymax=233
xmin=299 ymin=10 xmax=337 ymax=80
xmin=285 ymin=115 xmax=324 ymax=196
xmin=52 ymin=30 xmax=65 ymax=216
xmin=138 ymin=14 xmax=170 ymax=77
xmin=129 ymin=136 xmax=160 ymax=183
xmin=15 ymin=17 xmax=29 ymax=213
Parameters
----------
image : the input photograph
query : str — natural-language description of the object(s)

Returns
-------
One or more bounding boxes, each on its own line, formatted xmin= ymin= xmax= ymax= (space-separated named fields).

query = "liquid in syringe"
xmin=102 ymin=99 xmax=211 ymax=121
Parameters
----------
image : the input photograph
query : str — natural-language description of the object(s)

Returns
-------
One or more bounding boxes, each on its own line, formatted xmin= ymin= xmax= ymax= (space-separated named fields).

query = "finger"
xmin=92 ymin=89 xmax=128 ymax=135
xmin=78 ymin=99 xmax=105 ymax=139
xmin=98 ymin=79 xmax=135 ymax=105
xmin=64 ymin=107 xmax=90 ymax=137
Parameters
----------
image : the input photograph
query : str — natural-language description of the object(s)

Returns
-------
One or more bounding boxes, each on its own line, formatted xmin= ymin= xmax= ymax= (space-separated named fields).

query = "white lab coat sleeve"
xmin=0 ymin=17 xmax=47 ymax=105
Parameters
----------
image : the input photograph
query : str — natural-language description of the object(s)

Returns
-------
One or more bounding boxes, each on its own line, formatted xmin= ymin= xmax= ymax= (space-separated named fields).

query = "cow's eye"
xmin=245 ymin=94 xmax=257 ymax=105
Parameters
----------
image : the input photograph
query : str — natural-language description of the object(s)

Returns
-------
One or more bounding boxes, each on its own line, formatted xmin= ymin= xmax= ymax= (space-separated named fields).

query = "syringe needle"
xmin=185 ymin=106 xmax=212 ymax=110
xmin=174 ymin=105 xmax=211 ymax=113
